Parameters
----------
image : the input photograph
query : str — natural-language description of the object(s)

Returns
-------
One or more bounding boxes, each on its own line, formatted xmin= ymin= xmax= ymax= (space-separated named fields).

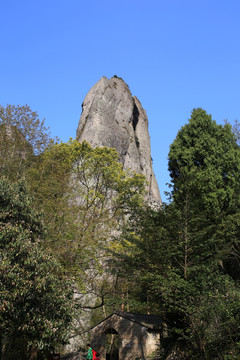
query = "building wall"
xmin=90 ymin=314 xmax=160 ymax=360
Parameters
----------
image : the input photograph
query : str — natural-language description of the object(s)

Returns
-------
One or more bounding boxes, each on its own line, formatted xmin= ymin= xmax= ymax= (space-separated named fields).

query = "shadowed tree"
xmin=111 ymin=109 xmax=240 ymax=359
xmin=0 ymin=179 xmax=74 ymax=360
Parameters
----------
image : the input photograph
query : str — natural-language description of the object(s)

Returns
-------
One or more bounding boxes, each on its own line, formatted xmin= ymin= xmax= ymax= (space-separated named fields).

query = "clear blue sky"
xmin=1 ymin=0 xmax=240 ymax=202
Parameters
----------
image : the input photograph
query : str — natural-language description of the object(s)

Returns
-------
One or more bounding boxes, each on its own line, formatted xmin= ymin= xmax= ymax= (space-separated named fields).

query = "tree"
xmin=158 ymin=108 xmax=240 ymax=358
xmin=0 ymin=179 xmax=74 ymax=360
xmin=166 ymin=109 xmax=240 ymax=358
xmin=168 ymin=108 xmax=240 ymax=276
xmin=27 ymin=139 xmax=145 ymax=271
xmin=168 ymin=108 xmax=240 ymax=215
xmin=227 ymin=119 xmax=240 ymax=145
xmin=0 ymin=104 xmax=54 ymax=181
xmin=111 ymin=109 xmax=240 ymax=359
xmin=26 ymin=139 xmax=146 ymax=341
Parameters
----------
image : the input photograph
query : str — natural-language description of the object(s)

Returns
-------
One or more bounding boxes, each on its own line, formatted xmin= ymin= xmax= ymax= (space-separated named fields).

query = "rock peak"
xmin=76 ymin=76 xmax=161 ymax=206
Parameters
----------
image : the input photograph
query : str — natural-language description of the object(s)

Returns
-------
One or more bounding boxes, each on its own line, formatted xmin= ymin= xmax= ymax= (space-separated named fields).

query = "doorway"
xmin=105 ymin=329 xmax=119 ymax=360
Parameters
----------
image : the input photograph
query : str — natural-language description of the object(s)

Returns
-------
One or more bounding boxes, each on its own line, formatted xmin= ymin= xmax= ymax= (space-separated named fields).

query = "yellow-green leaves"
xmin=27 ymin=139 xmax=146 ymax=292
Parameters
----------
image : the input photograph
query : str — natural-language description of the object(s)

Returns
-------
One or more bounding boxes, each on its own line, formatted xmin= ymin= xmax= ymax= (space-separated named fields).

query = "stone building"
xmin=90 ymin=312 xmax=162 ymax=360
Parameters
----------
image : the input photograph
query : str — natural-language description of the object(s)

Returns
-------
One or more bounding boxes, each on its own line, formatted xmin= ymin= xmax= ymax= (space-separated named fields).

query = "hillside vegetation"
xmin=0 ymin=105 xmax=240 ymax=360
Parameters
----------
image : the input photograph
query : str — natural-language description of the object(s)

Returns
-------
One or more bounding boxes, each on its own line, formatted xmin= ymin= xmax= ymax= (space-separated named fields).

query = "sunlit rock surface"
xmin=76 ymin=76 xmax=161 ymax=206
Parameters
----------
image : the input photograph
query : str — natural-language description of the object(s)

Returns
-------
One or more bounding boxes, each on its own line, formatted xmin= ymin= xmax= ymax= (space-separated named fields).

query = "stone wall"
xmin=90 ymin=313 xmax=161 ymax=360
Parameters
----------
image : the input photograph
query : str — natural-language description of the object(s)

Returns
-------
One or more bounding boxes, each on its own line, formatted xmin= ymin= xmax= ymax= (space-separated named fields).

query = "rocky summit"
xmin=76 ymin=76 xmax=161 ymax=205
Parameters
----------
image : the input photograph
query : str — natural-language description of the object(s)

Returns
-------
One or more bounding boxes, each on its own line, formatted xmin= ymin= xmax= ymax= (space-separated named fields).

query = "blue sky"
xmin=1 ymin=0 xmax=240 ymax=202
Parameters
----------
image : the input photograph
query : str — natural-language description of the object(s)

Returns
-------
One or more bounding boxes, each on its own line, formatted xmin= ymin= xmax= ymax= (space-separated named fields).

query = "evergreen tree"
xmin=111 ymin=109 xmax=240 ymax=359
xmin=168 ymin=108 xmax=240 ymax=279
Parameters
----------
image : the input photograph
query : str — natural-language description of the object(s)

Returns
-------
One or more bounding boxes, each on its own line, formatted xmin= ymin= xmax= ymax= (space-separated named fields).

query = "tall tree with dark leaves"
xmin=168 ymin=108 xmax=240 ymax=279
xmin=0 ymin=179 xmax=74 ymax=360
xmin=165 ymin=108 xmax=240 ymax=358
xmin=111 ymin=109 xmax=240 ymax=359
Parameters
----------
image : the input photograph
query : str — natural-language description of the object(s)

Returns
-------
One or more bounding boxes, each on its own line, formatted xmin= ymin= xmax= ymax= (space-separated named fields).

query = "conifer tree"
xmin=112 ymin=109 xmax=240 ymax=359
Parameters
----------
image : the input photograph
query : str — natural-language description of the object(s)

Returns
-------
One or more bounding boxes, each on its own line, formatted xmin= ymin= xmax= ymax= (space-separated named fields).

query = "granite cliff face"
xmin=76 ymin=76 xmax=161 ymax=205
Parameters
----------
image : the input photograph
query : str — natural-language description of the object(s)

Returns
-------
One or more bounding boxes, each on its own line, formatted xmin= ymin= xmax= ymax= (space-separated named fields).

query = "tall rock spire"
xmin=76 ymin=76 xmax=161 ymax=205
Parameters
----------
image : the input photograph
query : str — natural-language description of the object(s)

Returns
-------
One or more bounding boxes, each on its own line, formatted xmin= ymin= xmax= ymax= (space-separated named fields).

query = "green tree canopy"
xmin=27 ymin=139 xmax=145 ymax=261
xmin=0 ymin=179 xmax=74 ymax=360
xmin=111 ymin=109 xmax=240 ymax=359
xmin=168 ymin=108 xmax=240 ymax=215
xmin=0 ymin=104 xmax=54 ymax=181
xmin=26 ymin=139 xmax=146 ymax=330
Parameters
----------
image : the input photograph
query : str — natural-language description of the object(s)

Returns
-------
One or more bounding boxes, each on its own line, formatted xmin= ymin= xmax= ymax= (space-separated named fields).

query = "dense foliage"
xmin=0 ymin=179 xmax=74 ymax=360
xmin=111 ymin=109 xmax=240 ymax=359
xmin=0 ymin=104 xmax=146 ymax=355
xmin=27 ymin=140 xmax=145 ymax=295
xmin=1 ymin=103 xmax=240 ymax=359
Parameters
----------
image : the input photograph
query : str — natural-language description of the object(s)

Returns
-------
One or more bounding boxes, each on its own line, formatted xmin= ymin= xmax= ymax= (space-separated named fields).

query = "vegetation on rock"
xmin=1 ymin=103 xmax=240 ymax=360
